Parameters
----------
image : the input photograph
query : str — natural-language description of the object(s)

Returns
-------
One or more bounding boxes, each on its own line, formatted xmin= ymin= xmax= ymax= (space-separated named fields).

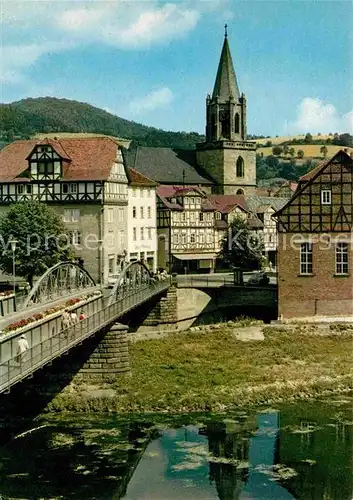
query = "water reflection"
xmin=0 ymin=398 xmax=351 ymax=499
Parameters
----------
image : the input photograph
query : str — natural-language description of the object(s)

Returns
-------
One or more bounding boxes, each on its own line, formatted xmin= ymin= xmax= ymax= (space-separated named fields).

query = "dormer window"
xmin=215 ymin=212 xmax=222 ymax=220
xmin=28 ymin=145 xmax=62 ymax=180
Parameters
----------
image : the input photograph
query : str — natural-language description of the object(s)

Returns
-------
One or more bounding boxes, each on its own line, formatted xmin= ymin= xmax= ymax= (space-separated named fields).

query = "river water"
xmin=0 ymin=396 xmax=352 ymax=499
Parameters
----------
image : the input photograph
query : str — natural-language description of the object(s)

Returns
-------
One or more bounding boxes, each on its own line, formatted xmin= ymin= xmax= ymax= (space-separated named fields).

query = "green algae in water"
xmin=0 ymin=399 xmax=352 ymax=499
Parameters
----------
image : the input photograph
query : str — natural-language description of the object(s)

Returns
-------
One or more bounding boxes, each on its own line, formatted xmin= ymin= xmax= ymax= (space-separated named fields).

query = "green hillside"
xmin=0 ymin=97 xmax=205 ymax=150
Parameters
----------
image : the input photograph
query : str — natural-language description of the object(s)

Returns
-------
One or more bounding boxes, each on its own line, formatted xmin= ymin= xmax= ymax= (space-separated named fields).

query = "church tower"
xmin=196 ymin=26 xmax=256 ymax=195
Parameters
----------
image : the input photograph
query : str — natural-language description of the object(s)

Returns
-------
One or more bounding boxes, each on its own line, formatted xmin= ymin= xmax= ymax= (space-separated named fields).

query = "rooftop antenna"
xmin=224 ymin=23 xmax=228 ymax=38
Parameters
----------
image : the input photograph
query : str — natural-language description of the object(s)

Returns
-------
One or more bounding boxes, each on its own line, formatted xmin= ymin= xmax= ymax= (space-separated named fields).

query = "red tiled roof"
xmin=0 ymin=137 xmax=123 ymax=181
xmin=128 ymin=168 xmax=157 ymax=187
xmin=207 ymin=194 xmax=248 ymax=213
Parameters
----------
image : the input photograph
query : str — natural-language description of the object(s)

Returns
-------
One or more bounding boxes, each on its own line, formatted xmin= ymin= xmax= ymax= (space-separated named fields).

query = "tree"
xmin=289 ymin=147 xmax=295 ymax=157
xmin=219 ymin=217 xmax=264 ymax=271
xmin=283 ymin=144 xmax=289 ymax=155
xmin=297 ymin=149 xmax=305 ymax=159
xmin=304 ymin=133 xmax=313 ymax=144
xmin=0 ymin=202 xmax=73 ymax=287
xmin=320 ymin=145 xmax=328 ymax=157
xmin=272 ymin=145 xmax=283 ymax=156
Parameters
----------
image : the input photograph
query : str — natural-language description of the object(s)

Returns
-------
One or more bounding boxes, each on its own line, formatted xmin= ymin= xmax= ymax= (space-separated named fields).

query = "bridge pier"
xmin=77 ymin=323 xmax=130 ymax=382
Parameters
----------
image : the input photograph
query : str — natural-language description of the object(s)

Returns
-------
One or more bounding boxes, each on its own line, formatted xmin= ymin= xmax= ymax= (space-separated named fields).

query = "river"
xmin=0 ymin=396 xmax=352 ymax=499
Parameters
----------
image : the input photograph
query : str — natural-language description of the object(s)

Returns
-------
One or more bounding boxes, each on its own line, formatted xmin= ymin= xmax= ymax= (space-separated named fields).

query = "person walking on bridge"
xmin=16 ymin=334 xmax=29 ymax=364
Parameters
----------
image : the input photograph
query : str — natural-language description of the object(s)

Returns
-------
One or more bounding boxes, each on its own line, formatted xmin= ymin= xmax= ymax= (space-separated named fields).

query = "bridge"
xmin=0 ymin=261 xmax=170 ymax=394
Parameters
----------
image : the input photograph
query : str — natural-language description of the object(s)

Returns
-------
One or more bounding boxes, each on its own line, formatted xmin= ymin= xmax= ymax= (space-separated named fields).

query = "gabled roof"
xmin=212 ymin=35 xmax=240 ymax=101
xmin=274 ymin=150 xmax=353 ymax=217
xmin=0 ymin=136 xmax=124 ymax=181
xmin=246 ymin=196 xmax=288 ymax=214
xmin=208 ymin=194 xmax=248 ymax=213
xmin=157 ymin=185 xmax=206 ymax=210
xmin=127 ymin=168 xmax=157 ymax=187
xmin=124 ymin=147 xmax=214 ymax=186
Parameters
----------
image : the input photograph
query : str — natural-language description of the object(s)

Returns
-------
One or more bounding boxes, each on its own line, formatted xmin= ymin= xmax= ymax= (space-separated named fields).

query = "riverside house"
xmin=274 ymin=150 xmax=353 ymax=319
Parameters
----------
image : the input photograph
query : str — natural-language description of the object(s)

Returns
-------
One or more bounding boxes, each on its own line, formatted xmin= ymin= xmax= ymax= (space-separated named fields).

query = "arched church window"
xmin=236 ymin=189 xmax=244 ymax=195
xmin=235 ymin=113 xmax=240 ymax=134
xmin=211 ymin=114 xmax=216 ymax=138
xmin=236 ymin=157 xmax=244 ymax=177
xmin=219 ymin=110 xmax=230 ymax=139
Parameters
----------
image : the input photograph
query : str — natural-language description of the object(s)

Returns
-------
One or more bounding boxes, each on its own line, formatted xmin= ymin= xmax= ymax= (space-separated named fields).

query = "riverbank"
xmin=48 ymin=323 xmax=353 ymax=413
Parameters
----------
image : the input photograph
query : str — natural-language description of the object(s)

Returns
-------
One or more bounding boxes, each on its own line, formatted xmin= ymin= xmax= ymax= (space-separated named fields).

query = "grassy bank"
xmin=49 ymin=325 xmax=353 ymax=413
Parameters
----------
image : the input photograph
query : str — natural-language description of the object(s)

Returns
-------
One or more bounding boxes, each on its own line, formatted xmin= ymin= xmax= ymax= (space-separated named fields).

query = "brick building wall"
xmin=277 ymin=232 xmax=353 ymax=318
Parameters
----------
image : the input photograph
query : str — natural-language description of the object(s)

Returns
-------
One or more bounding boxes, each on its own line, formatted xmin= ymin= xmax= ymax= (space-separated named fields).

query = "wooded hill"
xmin=0 ymin=97 xmax=205 ymax=150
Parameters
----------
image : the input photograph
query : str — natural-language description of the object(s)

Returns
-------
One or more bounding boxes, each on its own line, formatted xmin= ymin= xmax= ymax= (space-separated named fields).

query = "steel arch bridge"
xmin=22 ymin=261 xmax=97 ymax=308
xmin=107 ymin=261 xmax=154 ymax=306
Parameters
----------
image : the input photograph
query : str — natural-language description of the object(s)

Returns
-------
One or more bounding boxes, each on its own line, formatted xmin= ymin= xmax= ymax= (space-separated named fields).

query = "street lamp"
xmin=9 ymin=239 xmax=17 ymax=295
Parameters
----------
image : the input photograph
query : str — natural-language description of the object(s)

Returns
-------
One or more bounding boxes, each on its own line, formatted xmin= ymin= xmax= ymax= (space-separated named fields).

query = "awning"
xmin=173 ymin=253 xmax=216 ymax=261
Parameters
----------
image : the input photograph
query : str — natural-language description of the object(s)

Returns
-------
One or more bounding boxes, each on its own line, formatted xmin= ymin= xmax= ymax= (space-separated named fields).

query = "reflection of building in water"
xmin=201 ymin=417 xmax=256 ymax=500
xmin=278 ymin=407 xmax=353 ymax=500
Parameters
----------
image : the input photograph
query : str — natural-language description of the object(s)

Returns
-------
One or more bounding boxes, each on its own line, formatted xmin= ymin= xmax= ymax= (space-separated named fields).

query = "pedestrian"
xmin=70 ymin=311 xmax=79 ymax=325
xmin=16 ymin=334 xmax=29 ymax=364
xmin=79 ymin=310 xmax=86 ymax=321
xmin=61 ymin=308 xmax=71 ymax=330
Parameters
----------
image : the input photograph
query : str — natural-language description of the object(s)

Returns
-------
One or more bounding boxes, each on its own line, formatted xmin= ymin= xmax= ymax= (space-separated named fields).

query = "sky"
xmin=1 ymin=0 xmax=352 ymax=137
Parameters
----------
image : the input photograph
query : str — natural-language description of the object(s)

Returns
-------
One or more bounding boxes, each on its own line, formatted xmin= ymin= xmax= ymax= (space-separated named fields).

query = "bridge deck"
xmin=0 ymin=280 xmax=169 ymax=394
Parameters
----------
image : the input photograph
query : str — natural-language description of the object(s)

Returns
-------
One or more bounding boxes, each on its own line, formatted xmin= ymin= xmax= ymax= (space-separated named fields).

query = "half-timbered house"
xmin=156 ymin=186 xmax=250 ymax=273
xmin=0 ymin=136 xmax=131 ymax=284
xmin=274 ymin=150 xmax=353 ymax=319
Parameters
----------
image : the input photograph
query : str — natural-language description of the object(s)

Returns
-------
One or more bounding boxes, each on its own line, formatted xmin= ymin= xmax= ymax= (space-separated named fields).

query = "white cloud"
xmin=129 ymin=87 xmax=174 ymax=115
xmin=1 ymin=0 xmax=233 ymax=85
xmin=288 ymin=97 xmax=353 ymax=134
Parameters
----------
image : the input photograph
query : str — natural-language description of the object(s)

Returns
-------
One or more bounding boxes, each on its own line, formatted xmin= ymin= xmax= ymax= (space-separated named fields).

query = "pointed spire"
xmin=212 ymin=28 xmax=240 ymax=101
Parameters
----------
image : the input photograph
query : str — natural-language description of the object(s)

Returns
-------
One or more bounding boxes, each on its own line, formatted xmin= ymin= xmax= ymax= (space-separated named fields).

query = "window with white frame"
xmin=148 ymin=206 xmax=151 ymax=218
xmin=300 ymin=242 xmax=313 ymax=274
xmin=62 ymin=183 xmax=77 ymax=194
xmin=108 ymin=208 xmax=114 ymax=223
xmin=174 ymin=233 xmax=179 ymax=244
xmin=199 ymin=233 xmax=205 ymax=243
xmin=190 ymin=197 xmax=195 ymax=204
xmin=71 ymin=230 xmax=81 ymax=245
xmin=140 ymin=207 xmax=144 ymax=219
xmin=108 ymin=255 xmax=115 ymax=274
xmin=181 ymin=212 xmax=186 ymax=222
xmin=132 ymin=206 xmax=136 ymax=218
xmin=140 ymin=227 xmax=144 ymax=240
xmin=215 ymin=212 xmax=222 ymax=220
xmin=133 ymin=227 xmax=137 ymax=241
xmin=63 ymin=209 xmax=80 ymax=222
xmin=181 ymin=234 xmax=187 ymax=244
xmin=336 ymin=242 xmax=349 ymax=274
xmin=190 ymin=233 xmax=196 ymax=243
xmin=199 ymin=212 xmax=204 ymax=221
xmin=17 ymin=185 xmax=24 ymax=194
xmin=119 ymin=208 xmax=124 ymax=222
xmin=148 ymin=227 xmax=152 ymax=239
xmin=321 ymin=189 xmax=331 ymax=205
xmin=190 ymin=212 xmax=195 ymax=222
xmin=174 ymin=212 xmax=179 ymax=222
xmin=147 ymin=188 xmax=151 ymax=197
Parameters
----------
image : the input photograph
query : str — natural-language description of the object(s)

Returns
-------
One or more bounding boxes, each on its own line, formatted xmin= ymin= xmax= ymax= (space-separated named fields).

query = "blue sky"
xmin=1 ymin=0 xmax=352 ymax=136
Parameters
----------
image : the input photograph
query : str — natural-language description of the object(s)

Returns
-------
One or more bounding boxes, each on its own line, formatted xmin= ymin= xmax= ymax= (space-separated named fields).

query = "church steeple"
xmin=205 ymin=27 xmax=247 ymax=143
xmin=212 ymin=25 xmax=240 ymax=102
xmin=196 ymin=25 xmax=256 ymax=197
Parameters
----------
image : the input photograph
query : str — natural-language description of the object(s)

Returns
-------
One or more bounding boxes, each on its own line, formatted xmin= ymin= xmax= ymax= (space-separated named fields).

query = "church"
xmin=125 ymin=28 xmax=257 ymax=197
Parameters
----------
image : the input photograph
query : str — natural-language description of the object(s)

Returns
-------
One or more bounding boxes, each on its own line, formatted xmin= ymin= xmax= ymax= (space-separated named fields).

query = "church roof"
xmin=212 ymin=35 xmax=240 ymax=101
xmin=124 ymin=147 xmax=214 ymax=186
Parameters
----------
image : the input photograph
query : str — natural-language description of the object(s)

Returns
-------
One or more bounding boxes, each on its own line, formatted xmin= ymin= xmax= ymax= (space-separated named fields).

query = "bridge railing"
xmin=0 ymin=278 xmax=170 ymax=393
